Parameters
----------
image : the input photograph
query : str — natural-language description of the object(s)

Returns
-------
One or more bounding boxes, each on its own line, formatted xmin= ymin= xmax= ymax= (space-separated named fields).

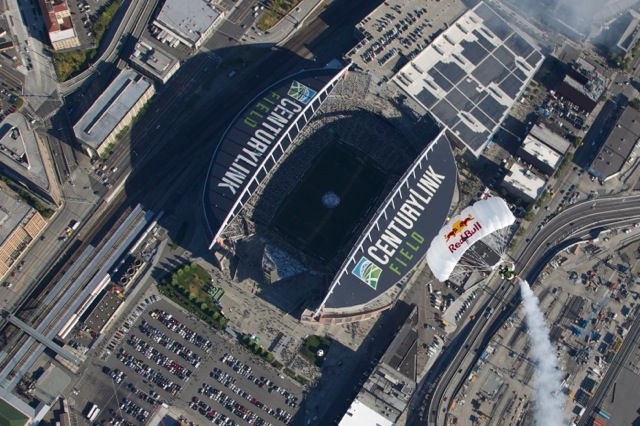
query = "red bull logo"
xmin=444 ymin=214 xmax=475 ymax=242
xmin=448 ymin=222 xmax=483 ymax=253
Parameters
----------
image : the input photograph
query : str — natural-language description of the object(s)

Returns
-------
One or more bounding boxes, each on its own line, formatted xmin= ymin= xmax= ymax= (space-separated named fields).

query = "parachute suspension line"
xmin=482 ymin=228 xmax=511 ymax=256
xmin=447 ymin=267 xmax=470 ymax=284
xmin=461 ymin=249 xmax=494 ymax=272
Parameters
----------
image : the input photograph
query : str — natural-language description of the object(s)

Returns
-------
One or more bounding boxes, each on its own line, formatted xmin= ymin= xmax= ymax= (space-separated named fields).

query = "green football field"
xmin=272 ymin=141 xmax=387 ymax=262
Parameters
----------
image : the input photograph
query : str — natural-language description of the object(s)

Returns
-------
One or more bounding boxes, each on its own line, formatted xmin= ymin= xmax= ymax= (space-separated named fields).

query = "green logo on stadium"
xmin=353 ymin=257 xmax=382 ymax=290
xmin=288 ymin=81 xmax=316 ymax=104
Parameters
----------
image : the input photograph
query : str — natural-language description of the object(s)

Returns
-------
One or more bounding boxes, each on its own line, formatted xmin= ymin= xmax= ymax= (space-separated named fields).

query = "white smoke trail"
xmin=518 ymin=279 xmax=566 ymax=425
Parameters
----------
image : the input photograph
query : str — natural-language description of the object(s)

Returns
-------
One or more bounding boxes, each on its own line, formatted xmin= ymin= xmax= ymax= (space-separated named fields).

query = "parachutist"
xmin=498 ymin=263 xmax=516 ymax=281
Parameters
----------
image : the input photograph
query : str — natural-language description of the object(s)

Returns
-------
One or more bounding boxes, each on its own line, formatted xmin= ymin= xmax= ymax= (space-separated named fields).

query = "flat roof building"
xmin=84 ymin=291 xmax=123 ymax=334
xmin=589 ymin=105 xmax=640 ymax=182
xmin=37 ymin=0 xmax=80 ymax=51
xmin=391 ymin=2 xmax=543 ymax=156
xmin=0 ymin=114 xmax=61 ymax=206
xmin=528 ymin=122 xmax=571 ymax=155
xmin=502 ymin=161 xmax=547 ymax=203
xmin=555 ymin=58 xmax=608 ymax=113
xmin=0 ymin=191 xmax=47 ymax=279
xmin=73 ymin=69 xmax=155 ymax=157
xmin=151 ymin=0 xmax=223 ymax=50
xmin=130 ymin=38 xmax=181 ymax=84
xmin=517 ymin=123 xmax=570 ymax=177
xmin=615 ymin=10 xmax=640 ymax=54
xmin=339 ymin=308 xmax=419 ymax=425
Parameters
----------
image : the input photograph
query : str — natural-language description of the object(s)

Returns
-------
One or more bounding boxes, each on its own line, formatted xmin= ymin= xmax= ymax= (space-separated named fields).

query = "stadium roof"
xmin=317 ymin=131 xmax=456 ymax=313
xmin=204 ymin=66 xmax=350 ymax=248
xmin=391 ymin=2 xmax=543 ymax=156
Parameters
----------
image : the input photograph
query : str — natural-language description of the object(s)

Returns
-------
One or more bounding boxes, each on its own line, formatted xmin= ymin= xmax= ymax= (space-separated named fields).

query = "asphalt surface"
xmin=78 ymin=297 xmax=303 ymax=426
xmin=411 ymin=194 xmax=640 ymax=425
xmin=575 ymin=307 xmax=640 ymax=426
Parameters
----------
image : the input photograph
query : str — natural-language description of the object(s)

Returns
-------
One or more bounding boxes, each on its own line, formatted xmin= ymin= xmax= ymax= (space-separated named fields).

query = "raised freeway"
xmin=59 ymin=0 xmax=158 ymax=95
xmin=409 ymin=193 xmax=640 ymax=425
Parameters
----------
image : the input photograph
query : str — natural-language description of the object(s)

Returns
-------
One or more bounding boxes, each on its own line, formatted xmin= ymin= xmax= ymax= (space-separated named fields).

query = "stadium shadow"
xmin=289 ymin=299 xmax=416 ymax=425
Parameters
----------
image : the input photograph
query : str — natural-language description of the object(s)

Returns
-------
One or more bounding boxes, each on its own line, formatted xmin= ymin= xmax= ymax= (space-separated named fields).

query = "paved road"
xmin=60 ymin=0 xmax=158 ymax=95
xmin=412 ymin=194 xmax=640 ymax=425
xmin=6 ymin=0 xmax=61 ymax=118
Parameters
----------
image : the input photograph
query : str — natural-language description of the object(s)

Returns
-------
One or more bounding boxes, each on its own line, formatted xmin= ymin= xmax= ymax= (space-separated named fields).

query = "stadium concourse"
xmin=202 ymin=64 xmax=458 ymax=325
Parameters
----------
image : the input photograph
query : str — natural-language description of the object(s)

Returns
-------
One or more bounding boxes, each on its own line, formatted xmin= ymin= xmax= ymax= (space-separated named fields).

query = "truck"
xmin=66 ymin=220 xmax=80 ymax=236
xmin=85 ymin=403 xmax=99 ymax=421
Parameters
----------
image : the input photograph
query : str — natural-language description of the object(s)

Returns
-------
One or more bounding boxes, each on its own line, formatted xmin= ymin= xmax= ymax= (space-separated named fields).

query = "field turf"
xmin=272 ymin=142 xmax=387 ymax=262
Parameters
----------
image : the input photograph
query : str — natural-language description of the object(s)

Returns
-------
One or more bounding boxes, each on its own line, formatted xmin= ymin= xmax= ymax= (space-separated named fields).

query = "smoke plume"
xmin=518 ymin=279 xmax=566 ymax=425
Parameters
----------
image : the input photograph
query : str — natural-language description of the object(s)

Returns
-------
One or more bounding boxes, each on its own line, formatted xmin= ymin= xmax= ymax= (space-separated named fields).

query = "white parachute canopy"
xmin=426 ymin=197 xmax=516 ymax=282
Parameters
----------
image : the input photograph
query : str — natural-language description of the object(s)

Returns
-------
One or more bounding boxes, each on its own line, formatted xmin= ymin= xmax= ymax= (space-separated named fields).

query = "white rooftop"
xmin=528 ymin=122 xmax=571 ymax=154
xmin=73 ymin=69 xmax=152 ymax=150
xmin=155 ymin=0 xmax=221 ymax=45
xmin=504 ymin=161 xmax=546 ymax=201
xmin=339 ymin=399 xmax=395 ymax=426
xmin=130 ymin=38 xmax=179 ymax=80
xmin=521 ymin=134 xmax=563 ymax=170
xmin=392 ymin=2 xmax=543 ymax=155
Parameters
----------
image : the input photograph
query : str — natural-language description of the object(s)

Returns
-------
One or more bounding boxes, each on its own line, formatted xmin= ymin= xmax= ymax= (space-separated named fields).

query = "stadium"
xmin=202 ymin=65 xmax=458 ymax=324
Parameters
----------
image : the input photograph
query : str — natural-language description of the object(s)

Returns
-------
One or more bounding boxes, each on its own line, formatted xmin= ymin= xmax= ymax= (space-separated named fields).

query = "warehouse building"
xmin=38 ymin=0 xmax=80 ymax=51
xmin=73 ymin=69 xmax=155 ymax=157
xmin=130 ymin=38 xmax=181 ymax=84
xmin=151 ymin=0 xmax=223 ymax=50
xmin=589 ymin=105 xmax=640 ymax=182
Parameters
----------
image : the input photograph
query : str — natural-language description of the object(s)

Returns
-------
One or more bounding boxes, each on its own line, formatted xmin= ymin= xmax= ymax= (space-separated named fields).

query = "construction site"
xmin=445 ymin=224 xmax=640 ymax=425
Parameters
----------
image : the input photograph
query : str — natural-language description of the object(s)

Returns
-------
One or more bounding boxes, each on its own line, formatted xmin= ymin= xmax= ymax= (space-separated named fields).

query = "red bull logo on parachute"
xmin=444 ymin=214 xmax=475 ymax=242
xmin=445 ymin=215 xmax=482 ymax=253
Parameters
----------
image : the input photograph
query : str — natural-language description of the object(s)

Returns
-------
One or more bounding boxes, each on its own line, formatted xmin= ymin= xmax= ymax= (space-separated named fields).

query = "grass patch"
xmin=52 ymin=0 xmax=122 ymax=81
xmin=157 ymin=262 xmax=228 ymax=330
xmin=115 ymin=125 xmax=130 ymax=141
xmin=53 ymin=49 xmax=97 ymax=82
xmin=284 ymin=368 xmax=308 ymax=385
xmin=0 ymin=175 xmax=55 ymax=218
xmin=301 ymin=335 xmax=332 ymax=367
xmin=256 ymin=0 xmax=303 ymax=31
xmin=92 ymin=0 xmax=122 ymax=44
xmin=272 ymin=142 xmax=387 ymax=262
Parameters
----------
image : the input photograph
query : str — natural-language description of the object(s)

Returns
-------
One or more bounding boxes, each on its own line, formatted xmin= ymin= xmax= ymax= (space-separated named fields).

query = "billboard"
xmin=319 ymin=131 xmax=457 ymax=311
xmin=203 ymin=67 xmax=348 ymax=242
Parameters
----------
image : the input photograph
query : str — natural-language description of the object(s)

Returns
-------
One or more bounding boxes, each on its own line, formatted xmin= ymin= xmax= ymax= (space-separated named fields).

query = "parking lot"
xmin=346 ymin=0 xmax=468 ymax=79
xmin=72 ymin=296 xmax=303 ymax=426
